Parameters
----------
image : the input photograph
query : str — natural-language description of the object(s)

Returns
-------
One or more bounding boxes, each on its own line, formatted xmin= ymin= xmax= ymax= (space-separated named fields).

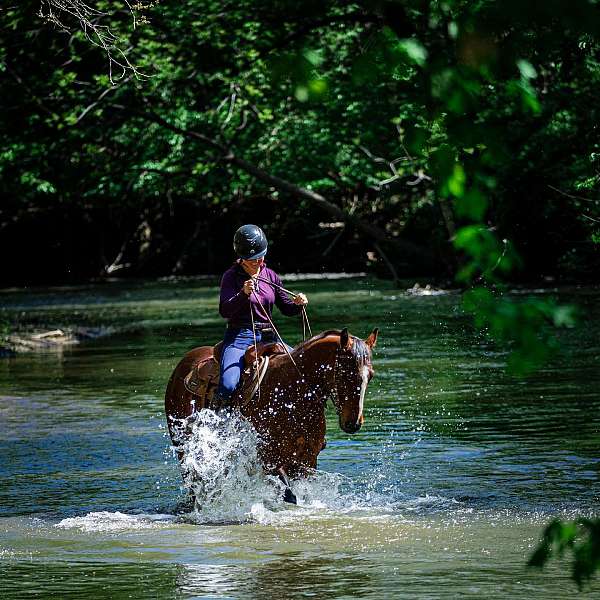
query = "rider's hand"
xmin=243 ymin=279 xmax=256 ymax=296
xmin=293 ymin=293 xmax=308 ymax=306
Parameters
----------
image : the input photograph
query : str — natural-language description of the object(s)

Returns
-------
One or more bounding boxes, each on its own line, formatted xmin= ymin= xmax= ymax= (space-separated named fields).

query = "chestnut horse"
xmin=165 ymin=327 xmax=378 ymax=500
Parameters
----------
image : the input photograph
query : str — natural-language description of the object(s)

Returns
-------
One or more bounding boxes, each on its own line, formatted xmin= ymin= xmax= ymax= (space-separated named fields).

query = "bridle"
xmin=245 ymin=271 xmax=361 ymax=413
xmin=329 ymin=344 xmax=359 ymax=416
xmin=329 ymin=346 xmax=343 ymax=415
xmin=329 ymin=341 xmax=372 ymax=417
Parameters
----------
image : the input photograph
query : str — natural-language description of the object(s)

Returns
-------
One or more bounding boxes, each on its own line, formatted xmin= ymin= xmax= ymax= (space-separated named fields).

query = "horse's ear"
xmin=340 ymin=328 xmax=352 ymax=350
xmin=365 ymin=328 xmax=379 ymax=348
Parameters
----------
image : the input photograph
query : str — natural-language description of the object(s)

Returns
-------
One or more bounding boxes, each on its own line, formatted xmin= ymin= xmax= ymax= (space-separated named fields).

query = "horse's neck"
xmin=295 ymin=339 xmax=337 ymax=394
xmin=250 ymin=339 xmax=336 ymax=413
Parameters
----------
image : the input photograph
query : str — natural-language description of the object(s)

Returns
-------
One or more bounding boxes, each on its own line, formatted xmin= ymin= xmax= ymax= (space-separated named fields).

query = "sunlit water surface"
xmin=0 ymin=277 xmax=598 ymax=598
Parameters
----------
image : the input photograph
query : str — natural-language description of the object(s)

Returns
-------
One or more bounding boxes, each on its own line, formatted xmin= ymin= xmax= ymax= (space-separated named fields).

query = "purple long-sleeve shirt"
xmin=219 ymin=261 xmax=301 ymax=327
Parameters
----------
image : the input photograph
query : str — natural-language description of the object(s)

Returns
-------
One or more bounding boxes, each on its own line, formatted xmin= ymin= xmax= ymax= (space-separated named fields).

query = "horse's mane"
xmin=293 ymin=329 xmax=371 ymax=366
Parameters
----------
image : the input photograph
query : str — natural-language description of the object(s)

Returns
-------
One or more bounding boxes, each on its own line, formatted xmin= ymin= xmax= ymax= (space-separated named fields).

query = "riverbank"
xmin=0 ymin=275 xmax=455 ymax=357
xmin=2 ymin=275 xmax=598 ymax=358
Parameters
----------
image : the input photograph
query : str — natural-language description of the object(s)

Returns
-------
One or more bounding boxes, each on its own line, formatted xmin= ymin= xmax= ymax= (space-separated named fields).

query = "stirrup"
xmin=241 ymin=356 xmax=270 ymax=406
xmin=213 ymin=392 xmax=233 ymax=411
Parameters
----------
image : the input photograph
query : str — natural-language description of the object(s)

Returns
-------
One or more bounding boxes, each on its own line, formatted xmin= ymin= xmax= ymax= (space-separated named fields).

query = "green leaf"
xmin=303 ymin=49 xmax=323 ymax=67
xmin=295 ymin=85 xmax=309 ymax=102
xmin=447 ymin=163 xmax=466 ymax=197
xmin=551 ymin=305 xmax=577 ymax=328
xmin=455 ymin=188 xmax=488 ymax=221
xmin=517 ymin=59 xmax=537 ymax=80
xmin=454 ymin=224 xmax=492 ymax=256
xmin=462 ymin=287 xmax=494 ymax=313
xmin=308 ymin=78 xmax=328 ymax=97
xmin=397 ymin=38 xmax=428 ymax=66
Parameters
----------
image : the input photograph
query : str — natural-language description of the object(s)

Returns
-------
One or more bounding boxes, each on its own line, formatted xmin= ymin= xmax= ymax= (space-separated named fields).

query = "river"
xmin=0 ymin=276 xmax=598 ymax=598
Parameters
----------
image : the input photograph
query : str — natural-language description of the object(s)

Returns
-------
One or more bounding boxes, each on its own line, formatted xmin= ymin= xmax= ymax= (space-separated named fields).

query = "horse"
xmin=164 ymin=327 xmax=378 ymax=503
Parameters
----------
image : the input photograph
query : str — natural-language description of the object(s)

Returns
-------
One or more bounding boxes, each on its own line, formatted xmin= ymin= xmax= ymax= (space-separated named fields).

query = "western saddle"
xmin=183 ymin=341 xmax=287 ymax=410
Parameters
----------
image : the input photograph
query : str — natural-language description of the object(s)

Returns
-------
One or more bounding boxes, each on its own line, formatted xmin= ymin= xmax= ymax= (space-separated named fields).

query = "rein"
xmin=301 ymin=306 xmax=312 ymax=340
xmin=254 ymin=275 xmax=313 ymax=342
xmin=254 ymin=275 xmax=296 ymax=298
xmin=249 ymin=298 xmax=261 ymax=404
xmin=247 ymin=272 xmax=320 ymax=402
xmin=250 ymin=286 xmax=301 ymax=374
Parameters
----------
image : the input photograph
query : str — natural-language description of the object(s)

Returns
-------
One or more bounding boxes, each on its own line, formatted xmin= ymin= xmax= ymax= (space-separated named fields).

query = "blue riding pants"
xmin=217 ymin=328 xmax=291 ymax=401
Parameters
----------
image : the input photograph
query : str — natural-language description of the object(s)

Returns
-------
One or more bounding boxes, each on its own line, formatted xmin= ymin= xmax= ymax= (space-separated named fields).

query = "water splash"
xmin=170 ymin=410 xmax=393 ymax=524
xmin=173 ymin=410 xmax=288 ymax=523
xmin=168 ymin=409 xmax=465 ymax=525
xmin=56 ymin=511 xmax=173 ymax=532
xmin=50 ymin=409 xmax=466 ymax=533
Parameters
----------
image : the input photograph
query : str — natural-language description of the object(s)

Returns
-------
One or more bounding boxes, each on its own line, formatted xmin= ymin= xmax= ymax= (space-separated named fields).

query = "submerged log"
xmin=1 ymin=326 xmax=113 ymax=356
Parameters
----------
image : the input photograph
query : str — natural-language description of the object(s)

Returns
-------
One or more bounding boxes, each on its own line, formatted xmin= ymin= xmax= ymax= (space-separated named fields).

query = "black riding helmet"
xmin=233 ymin=224 xmax=268 ymax=260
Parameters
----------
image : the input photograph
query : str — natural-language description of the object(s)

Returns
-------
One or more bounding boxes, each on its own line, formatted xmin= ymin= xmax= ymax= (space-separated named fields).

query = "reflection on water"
xmin=0 ymin=561 xmax=183 ymax=600
xmin=178 ymin=555 xmax=375 ymax=599
xmin=0 ymin=278 xmax=599 ymax=597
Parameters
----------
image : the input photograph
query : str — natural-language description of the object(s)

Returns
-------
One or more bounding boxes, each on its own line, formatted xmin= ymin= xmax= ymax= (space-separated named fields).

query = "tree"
xmin=3 ymin=0 xmax=600 ymax=587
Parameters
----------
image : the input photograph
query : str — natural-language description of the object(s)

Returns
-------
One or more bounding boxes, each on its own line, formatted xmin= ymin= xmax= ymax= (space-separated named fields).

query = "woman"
xmin=216 ymin=224 xmax=308 ymax=407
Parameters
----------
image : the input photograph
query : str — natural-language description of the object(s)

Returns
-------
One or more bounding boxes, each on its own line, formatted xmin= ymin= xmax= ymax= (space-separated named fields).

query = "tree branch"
xmin=108 ymin=104 xmax=436 ymax=269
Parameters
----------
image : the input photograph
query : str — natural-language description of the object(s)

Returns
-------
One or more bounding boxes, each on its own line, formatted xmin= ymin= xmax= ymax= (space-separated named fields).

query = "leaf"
xmin=295 ymin=85 xmax=309 ymax=102
xmin=528 ymin=544 xmax=551 ymax=568
xmin=517 ymin=59 xmax=537 ymax=80
xmin=303 ymin=49 xmax=323 ymax=66
xmin=455 ymin=188 xmax=488 ymax=221
xmin=447 ymin=163 xmax=466 ymax=197
xmin=462 ymin=287 xmax=494 ymax=313
xmin=454 ymin=224 xmax=493 ymax=257
xmin=397 ymin=38 xmax=428 ymax=66
xmin=529 ymin=518 xmax=600 ymax=589
xmin=308 ymin=78 xmax=328 ymax=97
xmin=551 ymin=305 xmax=577 ymax=328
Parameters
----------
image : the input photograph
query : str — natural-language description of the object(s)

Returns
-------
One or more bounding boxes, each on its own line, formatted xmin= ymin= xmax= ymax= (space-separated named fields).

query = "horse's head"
xmin=331 ymin=327 xmax=378 ymax=434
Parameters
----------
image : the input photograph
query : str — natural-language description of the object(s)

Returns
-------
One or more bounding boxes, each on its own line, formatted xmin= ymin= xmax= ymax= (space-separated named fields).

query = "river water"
xmin=0 ymin=277 xmax=598 ymax=598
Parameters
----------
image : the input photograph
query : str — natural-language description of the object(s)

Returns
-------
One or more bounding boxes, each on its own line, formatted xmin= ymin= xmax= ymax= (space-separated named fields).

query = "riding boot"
xmin=212 ymin=392 xmax=232 ymax=412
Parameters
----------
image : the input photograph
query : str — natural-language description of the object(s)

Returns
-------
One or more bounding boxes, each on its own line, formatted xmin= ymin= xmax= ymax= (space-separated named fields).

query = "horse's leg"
xmin=277 ymin=467 xmax=297 ymax=505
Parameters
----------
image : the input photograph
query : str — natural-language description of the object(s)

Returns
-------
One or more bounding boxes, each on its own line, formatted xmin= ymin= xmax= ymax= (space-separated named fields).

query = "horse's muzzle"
xmin=341 ymin=414 xmax=363 ymax=434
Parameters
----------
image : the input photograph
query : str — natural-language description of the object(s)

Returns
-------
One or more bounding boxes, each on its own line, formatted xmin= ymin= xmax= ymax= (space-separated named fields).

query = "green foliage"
xmin=454 ymin=228 xmax=519 ymax=281
xmin=1 ymin=1 xmax=599 ymax=289
xmin=1 ymin=1 xmax=596 ymax=373
xmin=455 ymin=188 xmax=488 ymax=221
xmin=271 ymin=48 xmax=328 ymax=102
xmin=0 ymin=317 xmax=9 ymax=339
xmin=463 ymin=288 xmax=576 ymax=375
xmin=2 ymin=1 xmax=600 ymax=584
xmin=529 ymin=519 xmax=600 ymax=590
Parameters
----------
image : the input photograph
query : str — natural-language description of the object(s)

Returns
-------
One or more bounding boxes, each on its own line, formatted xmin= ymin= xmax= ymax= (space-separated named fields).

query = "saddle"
xmin=183 ymin=341 xmax=287 ymax=410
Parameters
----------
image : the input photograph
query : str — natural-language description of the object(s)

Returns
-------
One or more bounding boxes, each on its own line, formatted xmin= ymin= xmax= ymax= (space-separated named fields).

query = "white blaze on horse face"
xmin=359 ymin=365 xmax=369 ymax=416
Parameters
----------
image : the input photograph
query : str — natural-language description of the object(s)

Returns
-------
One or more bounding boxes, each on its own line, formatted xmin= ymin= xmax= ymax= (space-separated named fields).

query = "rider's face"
xmin=241 ymin=256 xmax=264 ymax=274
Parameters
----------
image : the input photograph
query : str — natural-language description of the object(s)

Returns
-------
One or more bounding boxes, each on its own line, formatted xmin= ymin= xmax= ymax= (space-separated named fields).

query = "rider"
xmin=215 ymin=224 xmax=308 ymax=407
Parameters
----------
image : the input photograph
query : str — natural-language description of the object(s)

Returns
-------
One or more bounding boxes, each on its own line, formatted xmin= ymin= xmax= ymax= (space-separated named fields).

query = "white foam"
xmin=55 ymin=511 xmax=173 ymax=532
